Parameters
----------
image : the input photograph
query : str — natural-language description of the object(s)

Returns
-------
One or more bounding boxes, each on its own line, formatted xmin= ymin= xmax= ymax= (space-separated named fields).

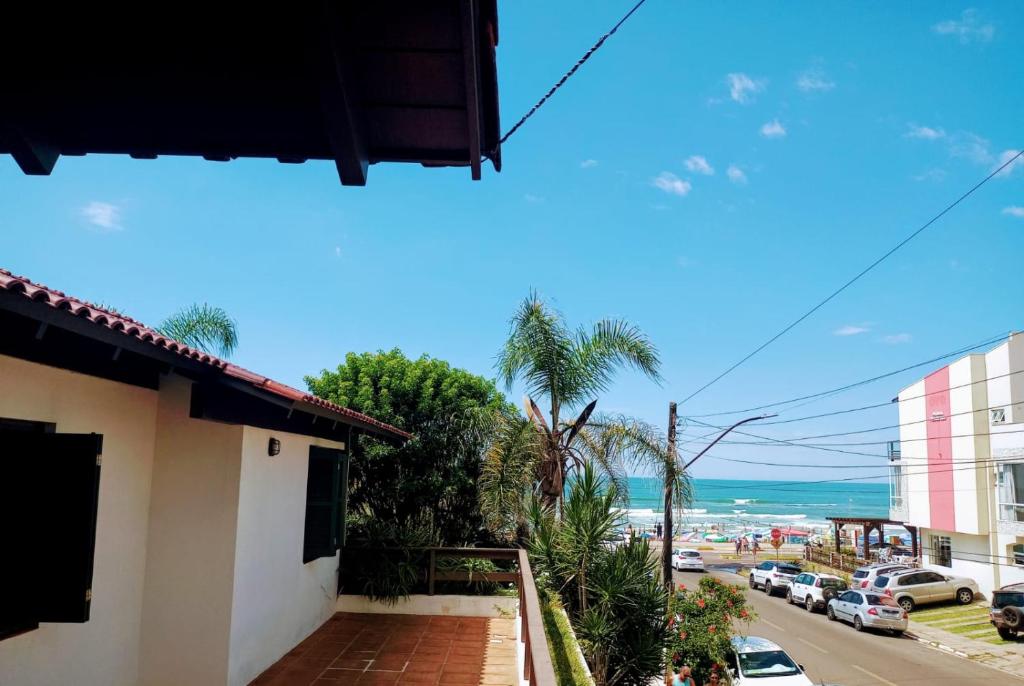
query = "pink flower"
xmin=696 ymin=598 xmax=706 ymax=609
xmin=709 ymin=625 xmax=717 ymax=633
xmin=680 ymin=630 xmax=688 ymax=640
xmin=678 ymin=583 xmax=687 ymax=591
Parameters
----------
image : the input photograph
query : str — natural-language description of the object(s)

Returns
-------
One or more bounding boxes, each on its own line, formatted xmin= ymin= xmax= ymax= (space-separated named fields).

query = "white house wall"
xmin=0 ymin=355 xmax=159 ymax=686
xmin=899 ymin=379 xmax=930 ymax=527
xmin=226 ymin=426 xmax=344 ymax=686
xmin=138 ymin=375 xmax=245 ymax=686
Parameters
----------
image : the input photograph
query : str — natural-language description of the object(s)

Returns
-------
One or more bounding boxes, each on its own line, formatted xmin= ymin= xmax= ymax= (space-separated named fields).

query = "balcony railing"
xmin=343 ymin=546 xmax=557 ymax=686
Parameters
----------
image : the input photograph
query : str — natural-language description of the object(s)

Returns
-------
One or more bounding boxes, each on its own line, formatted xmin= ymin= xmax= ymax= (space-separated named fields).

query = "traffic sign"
xmin=770 ymin=528 xmax=782 ymax=540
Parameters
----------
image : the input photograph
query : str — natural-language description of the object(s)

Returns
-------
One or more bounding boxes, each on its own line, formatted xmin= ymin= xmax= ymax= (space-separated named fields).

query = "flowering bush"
xmin=666 ymin=576 xmax=755 ymax=684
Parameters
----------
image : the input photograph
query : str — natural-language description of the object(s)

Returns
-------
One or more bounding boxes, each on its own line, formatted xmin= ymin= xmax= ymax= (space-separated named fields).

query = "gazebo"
xmin=826 ymin=517 xmax=919 ymax=561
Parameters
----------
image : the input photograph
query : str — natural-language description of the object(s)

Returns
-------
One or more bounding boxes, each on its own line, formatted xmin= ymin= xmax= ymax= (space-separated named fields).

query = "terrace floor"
xmin=250 ymin=612 xmax=520 ymax=685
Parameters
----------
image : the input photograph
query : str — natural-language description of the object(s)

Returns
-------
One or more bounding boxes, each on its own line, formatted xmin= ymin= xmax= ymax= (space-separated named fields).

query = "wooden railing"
xmin=348 ymin=546 xmax=557 ymax=686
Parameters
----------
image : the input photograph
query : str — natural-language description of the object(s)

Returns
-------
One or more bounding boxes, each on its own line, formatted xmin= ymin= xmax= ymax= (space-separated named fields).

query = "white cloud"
xmin=994 ymin=149 xmax=1024 ymax=178
xmin=883 ymin=333 xmax=913 ymax=344
xmin=726 ymin=73 xmax=764 ymax=104
xmin=912 ymin=168 xmax=947 ymax=182
xmin=524 ymin=194 xmax=545 ymax=203
xmin=684 ymin=155 xmax=714 ymax=175
xmin=950 ymin=131 xmax=994 ymax=165
xmin=1003 ymin=206 xmax=1024 ymax=218
xmin=726 ymin=165 xmax=748 ymax=185
xmin=334 ymin=246 xmax=342 ymax=258
xmin=933 ymin=9 xmax=995 ymax=44
xmin=834 ymin=325 xmax=870 ymax=336
xmin=81 ymin=201 xmax=123 ymax=231
xmin=580 ymin=159 xmax=599 ymax=169
xmin=796 ymin=68 xmax=835 ymax=92
xmin=760 ymin=119 xmax=786 ymax=138
xmin=652 ymin=172 xmax=691 ymax=197
xmin=905 ymin=124 xmax=946 ymax=140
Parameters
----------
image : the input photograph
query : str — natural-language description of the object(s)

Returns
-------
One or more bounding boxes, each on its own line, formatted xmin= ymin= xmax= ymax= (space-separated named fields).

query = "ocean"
xmin=621 ymin=476 xmax=889 ymax=535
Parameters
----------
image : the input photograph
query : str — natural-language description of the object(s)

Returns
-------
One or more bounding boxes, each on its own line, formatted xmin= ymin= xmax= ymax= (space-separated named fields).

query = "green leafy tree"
xmin=666 ymin=576 xmax=756 ymax=684
xmin=157 ymin=303 xmax=238 ymax=357
xmin=305 ymin=349 xmax=512 ymax=544
xmin=496 ymin=292 xmax=662 ymax=508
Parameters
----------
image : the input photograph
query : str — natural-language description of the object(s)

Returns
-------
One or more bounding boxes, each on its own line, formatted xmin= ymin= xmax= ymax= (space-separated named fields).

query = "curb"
xmin=904 ymin=630 xmax=969 ymax=659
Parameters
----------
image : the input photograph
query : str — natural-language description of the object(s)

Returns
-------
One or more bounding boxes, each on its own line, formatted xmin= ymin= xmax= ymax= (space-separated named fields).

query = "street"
xmin=672 ymin=551 xmax=1022 ymax=686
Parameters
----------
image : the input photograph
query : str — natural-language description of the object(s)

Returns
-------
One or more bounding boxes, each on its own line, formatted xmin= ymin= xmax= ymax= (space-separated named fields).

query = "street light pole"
xmin=682 ymin=414 xmax=777 ymax=471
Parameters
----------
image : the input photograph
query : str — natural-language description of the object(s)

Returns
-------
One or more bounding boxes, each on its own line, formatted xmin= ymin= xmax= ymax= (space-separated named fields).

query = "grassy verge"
xmin=540 ymin=594 xmax=593 ymax=686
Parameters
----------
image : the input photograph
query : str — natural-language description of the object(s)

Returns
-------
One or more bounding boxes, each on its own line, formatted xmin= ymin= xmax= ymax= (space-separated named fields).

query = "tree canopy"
xmin=305 ymin=349 xmax=512 ymax=544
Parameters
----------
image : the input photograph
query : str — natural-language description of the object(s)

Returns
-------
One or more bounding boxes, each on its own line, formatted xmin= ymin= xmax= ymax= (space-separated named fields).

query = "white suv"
xmin=787 ymin=572 xmax=848 ymax=613
xmin=850 ymin=563 xmax=910 ymax=590
xmin=749 ymin=561 xmax=802 ymax=596
xmin=729 ymin=636 xmax=813 ymax=685
xmin=672 ymin=548 xmax=704 ymax=572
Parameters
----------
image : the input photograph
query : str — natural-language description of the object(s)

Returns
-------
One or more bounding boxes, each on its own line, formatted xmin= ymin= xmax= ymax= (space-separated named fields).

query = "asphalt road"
xmin=672 ymin=552 xmax=1021 ymax=686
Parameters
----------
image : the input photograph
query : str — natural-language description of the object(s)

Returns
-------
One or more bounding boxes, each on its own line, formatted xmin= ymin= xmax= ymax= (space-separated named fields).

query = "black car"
xmin=990 ymin=583 xmax=1024 ymax=641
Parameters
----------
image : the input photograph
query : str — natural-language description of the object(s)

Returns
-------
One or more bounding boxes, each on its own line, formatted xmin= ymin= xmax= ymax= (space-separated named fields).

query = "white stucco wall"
xmin=898 ymin=379 xmax=930 ymax=527
xmin=922 ymin=529 xmax=999 ymax=596
xmin=226 ymin=427 xmax=343 ymax=686
xmin=948 ymin=355 xmax=989 ymax=536
xmin=0 ymin=355 xmax=159 ymax=686
xmin=138 ymin=375 xmax=244 ymax=686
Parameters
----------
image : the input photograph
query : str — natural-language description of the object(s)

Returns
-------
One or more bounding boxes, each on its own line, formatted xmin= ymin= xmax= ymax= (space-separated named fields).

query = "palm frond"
xmin=157 ymin=303 xmax=239 ymax=357
xmin=574 ymin=319 xmax=662 ymax=398
xmin=478 ymin=413 xmax=543 ymax=541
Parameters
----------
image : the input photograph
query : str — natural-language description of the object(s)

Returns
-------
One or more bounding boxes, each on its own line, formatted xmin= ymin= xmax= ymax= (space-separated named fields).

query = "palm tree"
xmin=495 ymin=292 xmax=661 ymax=509
xmin=157 ymin=303 xmax=238 ymax=357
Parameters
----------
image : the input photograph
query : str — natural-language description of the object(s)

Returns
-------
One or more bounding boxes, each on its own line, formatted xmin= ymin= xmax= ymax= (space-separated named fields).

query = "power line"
xmin=706 ymin=454 xmax=1017 ymax=469
xmin=680 ymin=147 xmax=1024 ymax=405
xmin=753 ymin=369 xmax=1024 ymax=426
xmin=685 ymin=416 xmax=889 ymax=458
xmin=728 ymin=426 xmax=1024 ymax=448
xmin=491 ymin=0 xmax=649 ymax=153
xmin=685 ymin=332 xmax=1011 ymax=418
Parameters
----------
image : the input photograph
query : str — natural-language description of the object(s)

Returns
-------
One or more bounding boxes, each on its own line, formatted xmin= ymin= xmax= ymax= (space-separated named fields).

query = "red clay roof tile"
xmin=0 ymin=267 xmax=411 ymax=440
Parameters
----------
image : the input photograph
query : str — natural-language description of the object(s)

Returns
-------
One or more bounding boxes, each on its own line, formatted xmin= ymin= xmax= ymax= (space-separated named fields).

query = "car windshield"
xmin=993 ymin=592 xmax=1024 ymax=609
xmin=866 ymin=595 xmax=899 ymax=607
xmin=682 ymin=551 xmax=701 ymax=558
xmin=874 ymin=575 xmax=890 ymax=587
xmin=778 ymin=565 xmax=801 ymax=574
xmin=852 ymin=570 xmax=869 ymax=579
xmin=737 ymin=650 xmax=801 ymax=678
xmin=821 ymin=578 xmax=846 ymax=589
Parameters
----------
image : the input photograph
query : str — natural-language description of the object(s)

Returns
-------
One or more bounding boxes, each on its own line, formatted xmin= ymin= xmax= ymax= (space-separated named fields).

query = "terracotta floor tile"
xmin=438 ymin=670 xmax=482 ymax=684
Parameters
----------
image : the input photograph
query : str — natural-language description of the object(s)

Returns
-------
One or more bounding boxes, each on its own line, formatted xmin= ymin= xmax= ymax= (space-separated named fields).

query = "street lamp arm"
xmin=682 ymin=414 xmax=777 ymax=471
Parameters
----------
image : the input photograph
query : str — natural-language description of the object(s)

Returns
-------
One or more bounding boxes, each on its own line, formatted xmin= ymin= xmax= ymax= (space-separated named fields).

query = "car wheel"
xmin=749 ymin=575 xmax=756 ymax=589
xmin=786 ymin=590 xmax=793 ymax=604
xmin=765 ymin=580 xmax=773 ymax=596
xmin=854 ymin=615 xmax=864 ymax=632
xmin=956 ymin=588 xmax=974 ymax=605
xmin=805 ymin=595 xmax=815 ymax=613
xmin=1003 ymin=607 xmax=1024 ymax=630
xmin=898 ymin=597 xmax=915 ymax=613
xmin=826 ymin=606 xmax=836 ymax=621
xmin=997 ymin=627 xmax=1018 ymax=641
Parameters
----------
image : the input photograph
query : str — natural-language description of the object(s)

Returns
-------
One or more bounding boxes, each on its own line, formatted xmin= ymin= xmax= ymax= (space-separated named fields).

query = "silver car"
xmin=870 ymin=569 xmax=979 ymax=612
xmin=827 ymin=590 xmax=908 ymax=635
xmin=850 ymin=563 xmax=911 ymax=591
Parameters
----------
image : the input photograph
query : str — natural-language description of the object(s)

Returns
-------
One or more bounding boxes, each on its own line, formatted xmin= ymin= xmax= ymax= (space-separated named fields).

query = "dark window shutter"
xmin=2 ymin=431 xmax=102 ymax=626
xmin=336 ymin=453 xmax=349 ymax=548
xmin=303 ymin=446 xmax=339 ymax=563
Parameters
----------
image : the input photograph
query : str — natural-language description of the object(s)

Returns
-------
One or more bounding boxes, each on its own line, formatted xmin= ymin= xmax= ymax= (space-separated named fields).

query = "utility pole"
xmin=662 ymin=402 xmax=677 ymax=591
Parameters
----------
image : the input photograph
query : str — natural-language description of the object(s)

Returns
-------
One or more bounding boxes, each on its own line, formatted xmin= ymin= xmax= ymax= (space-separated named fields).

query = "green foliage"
xmin=305 ymin=349 xmax=512 ymax=545
xmin=666 ymin=576 xmax=756 ymax=684
xmin=528 ymin=464 xmax=670 ymax=686
xmin=540 ymin=592 xmax=594 ymax=686
xmin=479 ymin=413 xmax=543 ymax=543
xmin=342 ymin=517 xmax=434 ymax=605
xmin=157 ymin=303 xmax=238 ymax=357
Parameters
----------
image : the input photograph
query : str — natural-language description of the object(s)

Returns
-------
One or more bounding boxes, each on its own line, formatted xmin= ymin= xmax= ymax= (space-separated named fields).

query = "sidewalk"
xmin=906 ymin=604 xmax=1024 ymax=679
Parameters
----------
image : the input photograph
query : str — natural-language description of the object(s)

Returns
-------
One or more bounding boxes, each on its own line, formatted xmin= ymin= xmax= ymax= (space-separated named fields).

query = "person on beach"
xmin=668 ymin=665 xmax=696 ymax=686
xmin=656 ymin=522 xmax=663 ymax=540
xmin=752 ymin=538 xmax=761 ymax=558
xmin=734 ymin=537 xmax=742 ymax=555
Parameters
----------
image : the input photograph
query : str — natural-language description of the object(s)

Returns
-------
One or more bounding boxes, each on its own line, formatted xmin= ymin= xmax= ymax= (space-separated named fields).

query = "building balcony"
xmin=250 ymin=548 xmax=558 ymax=686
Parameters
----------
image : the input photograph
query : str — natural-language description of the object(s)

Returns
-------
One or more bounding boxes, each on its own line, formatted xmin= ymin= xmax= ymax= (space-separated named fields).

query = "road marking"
xmin=797 ymin=637 xmax=828 ymax=654
xmin=760 ymin=618 xmax=785 ymax=631
xmin=852 ymin=664 xmax=899 ymax=686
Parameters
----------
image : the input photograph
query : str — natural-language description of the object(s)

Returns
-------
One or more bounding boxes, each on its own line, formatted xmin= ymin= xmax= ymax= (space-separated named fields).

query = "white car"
xmin=672 ymin=548 xmax=704 ymax=572
xmin=827 ymin=590 xmax=908 ymax=636
xmin=749 ymin=561 xmax=802 ymax=596
xmin=850 ymin=563 xmax=910 ymax=590
xmin=729 ymin=636 xmax=813 ymax=685
xmin=787 ymin=572 xmax=848 ymax=613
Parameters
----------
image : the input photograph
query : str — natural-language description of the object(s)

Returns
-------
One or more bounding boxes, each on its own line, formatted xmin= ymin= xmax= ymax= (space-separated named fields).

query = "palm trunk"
xmin=662 ymin=402 xmax=677 ymax=590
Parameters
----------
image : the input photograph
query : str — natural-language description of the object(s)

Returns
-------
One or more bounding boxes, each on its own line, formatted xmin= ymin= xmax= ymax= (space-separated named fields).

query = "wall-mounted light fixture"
xmin=268 ymin=437 xmax=281 ymax=456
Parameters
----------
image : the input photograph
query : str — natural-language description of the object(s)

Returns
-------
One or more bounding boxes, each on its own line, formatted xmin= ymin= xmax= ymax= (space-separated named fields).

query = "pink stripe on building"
xmin=925 ymin=367 xmax=955 ymax=531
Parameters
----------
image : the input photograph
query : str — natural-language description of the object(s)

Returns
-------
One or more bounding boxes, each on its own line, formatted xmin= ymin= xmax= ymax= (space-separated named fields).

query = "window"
xmin=1011 ymin=544 xmax=1024 ymax=567
xmin=930 ymin=535 xmax=952 ymax=568
xmin=302 ymin=446 xmax=349 ymax=563
xmin=991 ymin=408 xmax=1007 ymax=424
xmin=1 ymin=426 xmax=102 ymax=641
xmin=998 ymin=463 xmax=1024 ymax=523
xmin=889 ymin=463 xmax=905 ymax=510
xmin=920 ymin=571 xmax=946 ymax=583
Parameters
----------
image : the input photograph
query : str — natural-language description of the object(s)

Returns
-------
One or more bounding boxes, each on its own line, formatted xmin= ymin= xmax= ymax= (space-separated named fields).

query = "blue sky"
xmin=2 ymin=2 xmax=1022 ymax=483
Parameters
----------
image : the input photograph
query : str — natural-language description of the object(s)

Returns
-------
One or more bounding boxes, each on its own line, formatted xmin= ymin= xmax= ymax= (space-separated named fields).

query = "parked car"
xmin=870 ymin=569 xmax=978 ymax=612
xmin=749 ymin=561 xmax=802 ymax=596
xmin=826 ymin=590 xmax=908 ymax=635
xmin=850 ymin=563 xmax=911 ymax=590
xmin=728 ymin=636 xmax=813 ymax=685
xmin=672 ymin=548 xmax=705 ymax=572
xmin=990 ymin=582 xmax=1024 ymax=641
xmin=787 ymin=572 xmax=848 ymax=612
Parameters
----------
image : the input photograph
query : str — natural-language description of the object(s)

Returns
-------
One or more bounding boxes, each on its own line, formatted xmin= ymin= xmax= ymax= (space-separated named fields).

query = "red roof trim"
xmin=0 ymin=267 xmax=411 ymax=441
